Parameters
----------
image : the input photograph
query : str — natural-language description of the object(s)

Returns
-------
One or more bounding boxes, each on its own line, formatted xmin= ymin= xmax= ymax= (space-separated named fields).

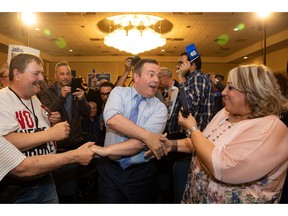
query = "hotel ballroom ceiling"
xmin=0 ymin=12 xmax=287 ymax=63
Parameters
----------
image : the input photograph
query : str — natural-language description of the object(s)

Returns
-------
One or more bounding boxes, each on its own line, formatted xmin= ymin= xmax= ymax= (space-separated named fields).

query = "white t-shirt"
xmin=0 ymin=87 xmax=56 ymax=163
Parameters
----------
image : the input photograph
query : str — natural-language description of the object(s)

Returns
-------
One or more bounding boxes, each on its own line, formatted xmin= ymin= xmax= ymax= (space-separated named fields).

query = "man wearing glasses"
xmin=98 ymin=81 xmax=115 ymax=146
xmin=176 ymin=52 xmax=214 ymax=131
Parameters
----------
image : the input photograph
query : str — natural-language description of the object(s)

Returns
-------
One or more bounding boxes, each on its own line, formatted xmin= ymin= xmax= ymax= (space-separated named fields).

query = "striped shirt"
xmin=0 ymin=136 xmax=26 ymax=181
xmin=167 ymin=70 xmax=214 ymax=133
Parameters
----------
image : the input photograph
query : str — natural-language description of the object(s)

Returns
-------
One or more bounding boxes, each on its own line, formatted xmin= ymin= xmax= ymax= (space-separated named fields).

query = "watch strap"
xmin=186 ymin=125 xmax=198 ymax=138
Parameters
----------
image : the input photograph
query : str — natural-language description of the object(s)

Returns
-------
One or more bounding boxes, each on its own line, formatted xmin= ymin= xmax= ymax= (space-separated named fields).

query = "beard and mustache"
xmin=59 ymin=79 xmax=71 ymax=87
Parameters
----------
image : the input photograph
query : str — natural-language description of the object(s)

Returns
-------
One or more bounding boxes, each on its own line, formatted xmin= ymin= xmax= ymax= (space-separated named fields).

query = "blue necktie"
xmin=119 ymin=95 xmax=145 ymax=169
xmin=128 ymin=95 xmax=145 ymax=124
xmin=65 ymin=94 xmax=73 ymax=121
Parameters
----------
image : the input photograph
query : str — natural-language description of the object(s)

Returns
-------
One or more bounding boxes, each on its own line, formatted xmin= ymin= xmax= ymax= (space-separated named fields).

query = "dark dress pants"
xmin=97 ymin=157 xmax=157 ymax=203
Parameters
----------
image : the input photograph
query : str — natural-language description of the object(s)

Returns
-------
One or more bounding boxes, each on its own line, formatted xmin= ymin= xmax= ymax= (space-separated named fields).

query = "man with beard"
xmin=40 ymin=61 xmax=92 ymax=202
xmin=40 ymin=61 xmax=92 ymax=203
xmin=40 ymin=61 xmax=90 ymax=151
xmin=91 ymin=59 xmax=167 ymax=203
xmin=176 ymin=52 xmax=214 ymax=131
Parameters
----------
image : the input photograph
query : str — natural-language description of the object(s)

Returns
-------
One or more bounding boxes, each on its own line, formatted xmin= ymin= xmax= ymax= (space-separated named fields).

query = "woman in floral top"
xmin=160 ymin=64 xmax=288 ymax=203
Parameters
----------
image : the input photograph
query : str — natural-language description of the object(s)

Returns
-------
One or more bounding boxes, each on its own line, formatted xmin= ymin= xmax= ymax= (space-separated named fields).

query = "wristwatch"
xmin=185 ymin=125 xmax=198 ymax=138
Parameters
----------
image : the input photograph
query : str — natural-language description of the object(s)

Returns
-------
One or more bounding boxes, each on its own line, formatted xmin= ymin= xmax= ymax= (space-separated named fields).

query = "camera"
xmin=130 ymin=56 xmax=141 ymax=67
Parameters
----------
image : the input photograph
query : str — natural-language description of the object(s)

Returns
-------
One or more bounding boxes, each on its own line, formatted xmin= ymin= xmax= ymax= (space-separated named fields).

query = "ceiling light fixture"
xmin=103 ymin=14 xmax=166 ymax=55
xmin=21 ymin=12 xmax=36 ymax=26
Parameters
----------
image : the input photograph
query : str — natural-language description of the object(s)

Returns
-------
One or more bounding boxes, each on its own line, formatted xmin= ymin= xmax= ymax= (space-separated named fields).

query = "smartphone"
xmin=179 ymin=88 xmax=189 ymax=118
xmin=70 ymin=78 xmax=83 ymax=93
xmin=180 ymin=108 xmax=189 ymax=118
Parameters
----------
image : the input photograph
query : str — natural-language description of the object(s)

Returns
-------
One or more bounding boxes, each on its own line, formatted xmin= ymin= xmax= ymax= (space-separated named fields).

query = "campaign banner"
xmin=7 ymin=45 xmax=40 ymax=64
xmin=87 ymin=73 xmax=110 ymax=89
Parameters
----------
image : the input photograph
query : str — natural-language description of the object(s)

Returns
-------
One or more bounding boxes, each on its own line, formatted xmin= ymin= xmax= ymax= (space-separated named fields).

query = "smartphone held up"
xmin=70 ymin=77 xmax=85 ymax=93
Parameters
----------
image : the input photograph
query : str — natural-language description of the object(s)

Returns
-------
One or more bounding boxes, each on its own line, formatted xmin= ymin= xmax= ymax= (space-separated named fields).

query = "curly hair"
xmin=274 ymin=72 xmax=288 ymax=98
xmin=227 ymin=64 xmax=288 ymax=118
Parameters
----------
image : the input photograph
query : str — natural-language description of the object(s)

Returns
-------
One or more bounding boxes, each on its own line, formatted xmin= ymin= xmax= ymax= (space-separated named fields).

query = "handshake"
xmin=88 ymin=133 xmax=177 ymax=160
xmin=143 ymin=133 xmax=178 ymax=159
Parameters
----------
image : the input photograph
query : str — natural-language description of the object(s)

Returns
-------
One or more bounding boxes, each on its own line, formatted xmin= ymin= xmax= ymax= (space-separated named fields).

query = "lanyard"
xmin=8 ymin=87 xmax=39 ymax=129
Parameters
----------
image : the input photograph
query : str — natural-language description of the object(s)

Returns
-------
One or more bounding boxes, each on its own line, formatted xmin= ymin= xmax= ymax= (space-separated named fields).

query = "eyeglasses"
xmin=177 ymin=61 xmax=183 ymax=66
xmin=226 ymin=83 xmax=245 ymax=93
xmin=177 ymin=60 xmax=193 ymax=66
xmin=100 ymin=92 xmax=110 ymax=96
xmin=227 ymin=85 xmax=237 ymax=91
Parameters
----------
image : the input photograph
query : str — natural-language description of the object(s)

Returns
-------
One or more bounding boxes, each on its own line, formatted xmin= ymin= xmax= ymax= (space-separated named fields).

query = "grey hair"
xmin=160 ymin=67 xmax=172 ymax=77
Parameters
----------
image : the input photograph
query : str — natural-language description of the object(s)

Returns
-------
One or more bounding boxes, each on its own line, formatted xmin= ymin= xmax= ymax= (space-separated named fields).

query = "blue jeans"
xmin=14 ymin=174 xmax=59 ymax=203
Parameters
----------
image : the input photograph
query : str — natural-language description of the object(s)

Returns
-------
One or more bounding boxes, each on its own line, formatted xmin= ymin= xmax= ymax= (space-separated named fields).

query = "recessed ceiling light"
xmin=69 ymin=49 xmax=73 ymax=52
xmin=21 ymin=12 xmax=36 ymax=26
xmin=244 ymin=56 xmax=248 ymax=59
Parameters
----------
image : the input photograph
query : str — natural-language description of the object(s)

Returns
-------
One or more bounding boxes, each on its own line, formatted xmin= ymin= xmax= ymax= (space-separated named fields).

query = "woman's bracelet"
xmin=171 ymin=140 xmax=178 ymax=152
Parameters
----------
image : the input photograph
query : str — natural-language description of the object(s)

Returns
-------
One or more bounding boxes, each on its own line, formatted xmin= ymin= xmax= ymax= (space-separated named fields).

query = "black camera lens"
xmin=131 ymin=56 xmax=141 ymax=67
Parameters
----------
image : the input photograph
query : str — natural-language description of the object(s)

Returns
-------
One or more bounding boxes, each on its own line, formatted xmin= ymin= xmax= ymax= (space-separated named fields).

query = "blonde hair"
xmin=228 ymin=64 xmax=288 ymax=118
xmin=55 ymin=61 xmax=71 ymax=72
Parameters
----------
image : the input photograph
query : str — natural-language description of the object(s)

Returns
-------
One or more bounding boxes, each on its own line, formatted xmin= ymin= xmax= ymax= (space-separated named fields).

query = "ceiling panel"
xmin=0 ymin=12 xmax=287 ymax=63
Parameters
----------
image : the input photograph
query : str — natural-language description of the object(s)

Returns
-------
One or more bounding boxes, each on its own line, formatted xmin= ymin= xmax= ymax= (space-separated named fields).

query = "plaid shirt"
xmin=166 ymin=70 xmax=214 ymax=134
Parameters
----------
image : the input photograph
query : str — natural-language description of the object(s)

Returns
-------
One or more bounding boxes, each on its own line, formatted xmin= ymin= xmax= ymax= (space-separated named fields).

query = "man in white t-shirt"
xmin=0 ymin=53 xmax=96 ymax=203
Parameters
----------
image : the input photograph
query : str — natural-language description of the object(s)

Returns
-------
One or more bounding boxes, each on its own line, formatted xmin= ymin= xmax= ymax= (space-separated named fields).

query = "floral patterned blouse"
xmin=181 ymin=109 xmax=288 ymax=203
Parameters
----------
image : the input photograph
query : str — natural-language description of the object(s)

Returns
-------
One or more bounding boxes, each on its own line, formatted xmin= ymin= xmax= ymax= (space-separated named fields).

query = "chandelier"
xmin=103 ymin=14 xmax=167 ymax=55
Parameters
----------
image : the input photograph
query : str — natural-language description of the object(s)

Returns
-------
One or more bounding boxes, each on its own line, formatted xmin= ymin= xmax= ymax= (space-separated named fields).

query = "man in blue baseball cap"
xmin=175 ymin=43 xmax=215 ymax=132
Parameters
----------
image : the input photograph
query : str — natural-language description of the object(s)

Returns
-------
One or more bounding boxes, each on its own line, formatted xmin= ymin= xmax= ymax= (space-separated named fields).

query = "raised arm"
xmin=115 ymin=57 xmax=132 ymax=87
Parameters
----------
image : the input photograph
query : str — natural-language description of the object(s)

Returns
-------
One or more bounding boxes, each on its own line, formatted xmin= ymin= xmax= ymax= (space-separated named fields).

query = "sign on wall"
xmin=87 ymin=73 xmax=110 ymax=89
xmin=8 ymin=45 xmax=40 ymax=64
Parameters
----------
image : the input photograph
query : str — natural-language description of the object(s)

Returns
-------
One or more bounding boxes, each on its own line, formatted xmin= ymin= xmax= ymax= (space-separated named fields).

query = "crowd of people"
xmin=0 ymin=50 xmax=287 ymax=204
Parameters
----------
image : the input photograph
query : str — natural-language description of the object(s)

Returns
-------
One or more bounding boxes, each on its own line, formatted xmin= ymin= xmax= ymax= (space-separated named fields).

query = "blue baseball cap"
xmin=185 ymin=43 xmax=200 ymax=62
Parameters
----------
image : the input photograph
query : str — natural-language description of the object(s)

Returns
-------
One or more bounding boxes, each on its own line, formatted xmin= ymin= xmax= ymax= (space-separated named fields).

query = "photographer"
xmin=39 ymin=61 xmax=91 ymax=151
xmin=39 ymin=61 xmax=94 ymax=203
xmin=115 ymin=56 xmax=141 ymax=87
